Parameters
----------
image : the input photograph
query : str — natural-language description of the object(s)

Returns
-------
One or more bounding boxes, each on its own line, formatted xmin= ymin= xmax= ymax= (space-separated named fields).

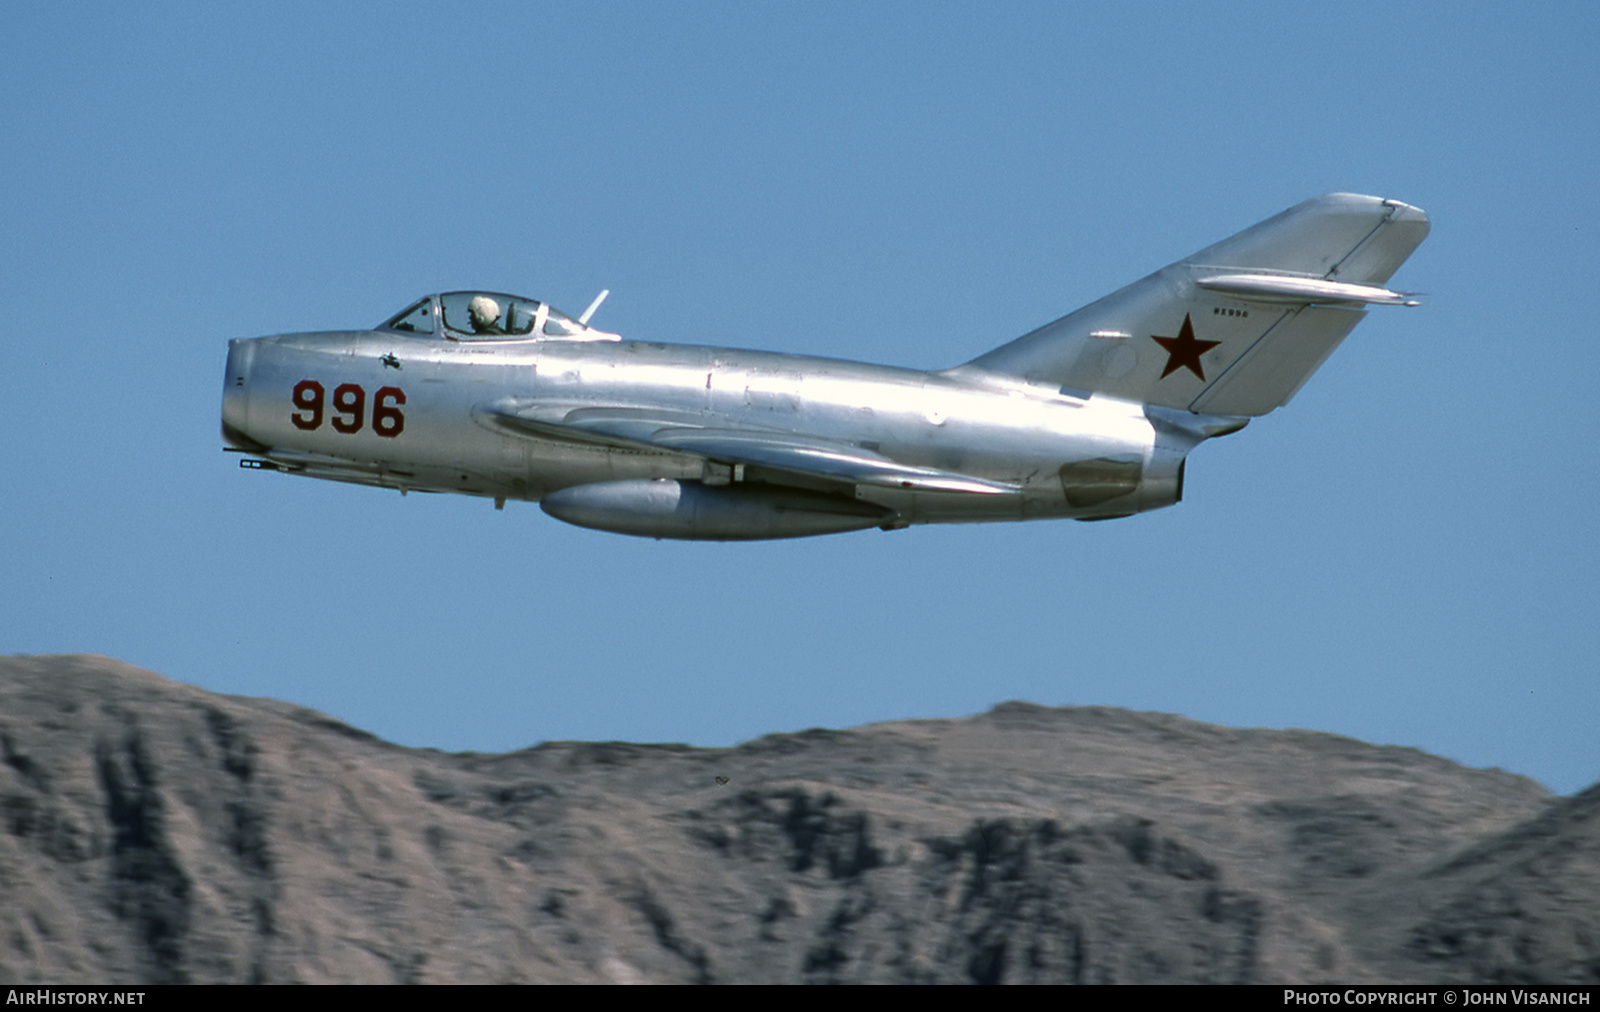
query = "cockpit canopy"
xmin=380 ymin=291 xmax=590 ymax=341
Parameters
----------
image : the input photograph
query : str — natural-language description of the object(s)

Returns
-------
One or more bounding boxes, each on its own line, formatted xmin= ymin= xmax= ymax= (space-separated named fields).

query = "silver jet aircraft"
xmin=221 ymin=193 xmax=1428 ymax=539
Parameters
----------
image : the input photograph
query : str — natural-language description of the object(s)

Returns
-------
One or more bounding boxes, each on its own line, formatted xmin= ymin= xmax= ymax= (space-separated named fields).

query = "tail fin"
xmin=962 ymin=194 xmax=1430 ymax=416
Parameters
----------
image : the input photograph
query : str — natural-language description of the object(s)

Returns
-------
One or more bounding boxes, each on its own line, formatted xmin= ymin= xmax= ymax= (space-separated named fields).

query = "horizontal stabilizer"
xmin=1195 ymin=274 xmax=1418 ymax=306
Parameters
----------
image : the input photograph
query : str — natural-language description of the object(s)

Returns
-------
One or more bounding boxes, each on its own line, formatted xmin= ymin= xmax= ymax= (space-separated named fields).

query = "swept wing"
xmin=476 ymin=401 xmax=1019 ymax=494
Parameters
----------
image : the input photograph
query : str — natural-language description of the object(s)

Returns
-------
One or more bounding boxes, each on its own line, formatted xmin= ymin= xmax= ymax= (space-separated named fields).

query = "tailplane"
xmin=962 ymin=194 xmax=1429 ymax=416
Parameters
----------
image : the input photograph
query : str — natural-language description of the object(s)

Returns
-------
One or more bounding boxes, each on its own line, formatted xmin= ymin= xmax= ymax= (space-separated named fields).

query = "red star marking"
xmin=1151 ymin=314 xmax=1221 ymax=380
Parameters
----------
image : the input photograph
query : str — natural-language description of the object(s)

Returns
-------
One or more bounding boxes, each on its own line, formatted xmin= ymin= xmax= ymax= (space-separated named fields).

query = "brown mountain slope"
xmin=0 ymin=654 xmax=1589 ymax=984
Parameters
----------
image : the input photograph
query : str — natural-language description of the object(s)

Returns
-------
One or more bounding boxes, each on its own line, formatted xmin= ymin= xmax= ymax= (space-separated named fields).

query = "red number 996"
xmin=290 ymin=380 xmax=404 ymax=438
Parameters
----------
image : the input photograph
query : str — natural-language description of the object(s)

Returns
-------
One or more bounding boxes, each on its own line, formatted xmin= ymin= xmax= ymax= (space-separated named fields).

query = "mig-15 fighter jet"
xmin=221 ymin=193 xmax=1427 ymax=540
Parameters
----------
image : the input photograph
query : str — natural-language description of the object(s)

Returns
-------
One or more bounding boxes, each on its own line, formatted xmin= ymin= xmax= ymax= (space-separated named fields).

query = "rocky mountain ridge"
xmin=1 ymin=654 xmax=1594 ymax=983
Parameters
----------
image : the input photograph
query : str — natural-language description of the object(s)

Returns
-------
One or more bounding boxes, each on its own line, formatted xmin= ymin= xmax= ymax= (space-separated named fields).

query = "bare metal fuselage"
xmin=223 ymin=328 xmax=1192 ymax=530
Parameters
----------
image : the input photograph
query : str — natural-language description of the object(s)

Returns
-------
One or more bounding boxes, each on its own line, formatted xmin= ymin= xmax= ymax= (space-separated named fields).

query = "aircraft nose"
xmin=221 ymin=338 xmax=259 ymax=449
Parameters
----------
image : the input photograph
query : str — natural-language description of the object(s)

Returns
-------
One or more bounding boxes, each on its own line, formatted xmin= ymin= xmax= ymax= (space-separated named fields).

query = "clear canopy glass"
xmin=380 ymin=292 xmax=584 ymax=340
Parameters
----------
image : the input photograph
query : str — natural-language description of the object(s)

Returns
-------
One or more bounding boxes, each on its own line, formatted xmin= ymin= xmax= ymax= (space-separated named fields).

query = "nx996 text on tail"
xmin=221 ymin=193 xmax=1428 ymax=540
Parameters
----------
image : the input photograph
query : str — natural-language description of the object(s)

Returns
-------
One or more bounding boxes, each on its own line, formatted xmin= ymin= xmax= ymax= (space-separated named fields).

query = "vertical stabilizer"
xmin=961 ymin=194 xmax=1429 ymax=417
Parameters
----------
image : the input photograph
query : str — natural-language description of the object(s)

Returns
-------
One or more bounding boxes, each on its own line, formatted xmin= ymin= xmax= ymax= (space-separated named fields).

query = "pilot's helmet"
xmin=468 ymin=295 xmax=501 ymax=331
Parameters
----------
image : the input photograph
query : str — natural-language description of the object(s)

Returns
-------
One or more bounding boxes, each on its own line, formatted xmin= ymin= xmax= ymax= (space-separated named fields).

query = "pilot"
xmin=468 ymin=295 xmax=504 ymax=335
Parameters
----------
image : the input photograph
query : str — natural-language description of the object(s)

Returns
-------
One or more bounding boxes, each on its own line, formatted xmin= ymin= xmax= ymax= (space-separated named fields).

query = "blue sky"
xmin=3 ymin=2 xmax=1596 ymax=794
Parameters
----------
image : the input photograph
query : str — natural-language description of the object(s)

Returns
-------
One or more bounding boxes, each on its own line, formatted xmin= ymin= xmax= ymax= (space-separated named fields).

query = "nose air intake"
xmin=221 ymin=338 xmax=263 ymax=451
